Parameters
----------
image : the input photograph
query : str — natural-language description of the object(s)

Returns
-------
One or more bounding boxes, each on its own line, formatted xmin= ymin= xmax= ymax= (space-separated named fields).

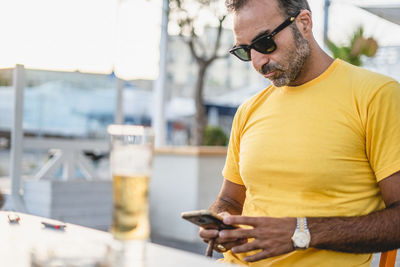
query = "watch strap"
xmin=298 ymin=217 xmax=308 ymax=231
xmin=292 ymin=217 xmax=311 ymax=249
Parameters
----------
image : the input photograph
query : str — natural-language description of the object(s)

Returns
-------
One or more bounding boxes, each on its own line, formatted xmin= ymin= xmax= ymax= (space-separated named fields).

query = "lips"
xmin=264 ymin=71 xmax=276 ymax=78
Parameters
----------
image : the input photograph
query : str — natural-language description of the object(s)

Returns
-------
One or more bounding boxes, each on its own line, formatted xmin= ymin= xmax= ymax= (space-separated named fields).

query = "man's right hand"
xmin=198 ymin=212 xmax=248 ymax=253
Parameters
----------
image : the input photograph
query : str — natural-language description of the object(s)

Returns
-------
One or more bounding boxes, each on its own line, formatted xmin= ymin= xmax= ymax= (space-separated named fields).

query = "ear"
xmin=296 ymin=10 xmax=313 ymax=37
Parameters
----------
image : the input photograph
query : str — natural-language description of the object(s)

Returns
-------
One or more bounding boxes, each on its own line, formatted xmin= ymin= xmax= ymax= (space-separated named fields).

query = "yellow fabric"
xmin=221 ymin=59 xmax=400 ymax=266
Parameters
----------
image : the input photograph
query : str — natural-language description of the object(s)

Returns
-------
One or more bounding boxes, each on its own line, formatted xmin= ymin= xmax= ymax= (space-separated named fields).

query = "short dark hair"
xmin=226 ymin=0 xmax=311 ymax=17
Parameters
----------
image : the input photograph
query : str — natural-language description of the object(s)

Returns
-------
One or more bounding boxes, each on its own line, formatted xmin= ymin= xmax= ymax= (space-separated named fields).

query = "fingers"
xmin=213 ymin=216 xmax=296 ymax=262
xmin=215 ymin=238 xmax=248 ymax=252
xmin=199 ymin=225 xmax=250 ymax=253
xmin=199 ymin=227 xmax=219 ymax=243
xmin=223 ymin=215 xmax=260 ymax=226
xmin=218 ymin=211 xmax=231 ymax=218
xmin=244 ymin=250 xmax=270 ymax=262
xmin=199 ymin=227 xmax=247 ymax=246
xmin=231 ymin=239 xmax=259 ymax=254
xmin=219 ymin=228 xmax=255 ymax=240
xmin=231 ymin=241 xmax=269 ymax=262
xmin=230 ymin=237 xmax=293 ymax=262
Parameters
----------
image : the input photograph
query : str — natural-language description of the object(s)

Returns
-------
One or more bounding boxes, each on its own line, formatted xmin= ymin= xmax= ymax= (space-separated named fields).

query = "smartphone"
xmin=181 ymin=210 xmax=237 ymax=230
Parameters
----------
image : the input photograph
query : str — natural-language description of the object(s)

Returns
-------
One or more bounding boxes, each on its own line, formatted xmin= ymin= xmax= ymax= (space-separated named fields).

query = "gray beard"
xmin=261 ymin=25 xmax=310 ymax=87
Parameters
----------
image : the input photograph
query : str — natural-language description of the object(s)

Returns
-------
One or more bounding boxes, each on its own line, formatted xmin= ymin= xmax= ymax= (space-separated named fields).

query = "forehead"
xmin=233 ymin=0 xmax=284 ymax=44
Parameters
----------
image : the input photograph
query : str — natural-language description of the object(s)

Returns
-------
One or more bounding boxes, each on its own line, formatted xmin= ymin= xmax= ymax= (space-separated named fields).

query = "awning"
xmin=359 ymin=6 xmax=400 ymax=25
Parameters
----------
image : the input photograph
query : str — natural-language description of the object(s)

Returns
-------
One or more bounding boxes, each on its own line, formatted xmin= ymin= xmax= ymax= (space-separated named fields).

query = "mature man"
xmin=199 ymin=0 xmax=400 ymax=266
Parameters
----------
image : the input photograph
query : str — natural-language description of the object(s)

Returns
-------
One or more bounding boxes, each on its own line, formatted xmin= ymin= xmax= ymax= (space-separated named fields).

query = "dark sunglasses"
xmin=229 ymin=10 xmax=301 ymax=61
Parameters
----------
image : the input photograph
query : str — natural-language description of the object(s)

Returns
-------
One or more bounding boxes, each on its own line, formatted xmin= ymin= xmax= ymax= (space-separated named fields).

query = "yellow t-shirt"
xmin=221 ymin=59 xmax=400 ymax=266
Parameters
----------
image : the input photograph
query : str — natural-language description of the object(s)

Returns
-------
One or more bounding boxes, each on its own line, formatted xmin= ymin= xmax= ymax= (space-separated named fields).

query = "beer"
xmin=107 ymin=124 xmax=154 ymax=241
xmin=112 ymin=174 xmax=150 ymax=240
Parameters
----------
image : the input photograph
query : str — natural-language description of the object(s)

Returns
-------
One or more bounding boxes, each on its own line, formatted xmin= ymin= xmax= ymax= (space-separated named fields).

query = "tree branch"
xmin=203 ymin=15 xmax=227 ymax=66
xmin=211 ymin=16 xmax=226 ymax=59
xmin=186 ymin=37 xmax=202 ymax=63
xmin=195 ymin=36 xmax=208 ymax=57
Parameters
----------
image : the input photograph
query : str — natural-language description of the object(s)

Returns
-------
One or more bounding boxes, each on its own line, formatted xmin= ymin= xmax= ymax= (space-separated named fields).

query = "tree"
xmin=327 ymin=26 xmax=378 ymax=66
xmin=169 ymin=0 xmax=228 ymax=145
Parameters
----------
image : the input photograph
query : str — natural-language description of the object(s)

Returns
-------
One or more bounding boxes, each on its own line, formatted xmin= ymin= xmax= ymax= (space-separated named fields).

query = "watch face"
xmin=294 ymin=232 xmax=309 ymax=248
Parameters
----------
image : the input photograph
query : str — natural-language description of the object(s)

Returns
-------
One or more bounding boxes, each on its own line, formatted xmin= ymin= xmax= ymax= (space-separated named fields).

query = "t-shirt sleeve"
xmin=222 ymin=105 xmax=245 ymax=185
xmin=366 ymin=80 xmax=400 ymax=181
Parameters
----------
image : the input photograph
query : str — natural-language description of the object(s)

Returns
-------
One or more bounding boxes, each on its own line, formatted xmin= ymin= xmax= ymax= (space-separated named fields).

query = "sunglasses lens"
xmin=230 ymin=36 xmax=277 ymax=61
xmin=233 ymin=48 xmax=251 ymax=61
xmin=253 ymin=38 xmax=276 ymax=54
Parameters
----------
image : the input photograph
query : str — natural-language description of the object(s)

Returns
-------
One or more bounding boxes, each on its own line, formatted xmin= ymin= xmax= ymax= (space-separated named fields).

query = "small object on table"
xmin=0 ymin=191 xmax=4 ymax=209
xmin=206 ymin=238 xmax=215 ymax=257
xmin=41 ymin=221 xmax=67 ymax=231
xmin=8 ymin=214 xmax=21 ymax=224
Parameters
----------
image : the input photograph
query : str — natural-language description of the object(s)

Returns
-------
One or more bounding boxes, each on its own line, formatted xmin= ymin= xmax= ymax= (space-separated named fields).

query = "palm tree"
xmin=327 ymin=26 xmax=378 ymax=66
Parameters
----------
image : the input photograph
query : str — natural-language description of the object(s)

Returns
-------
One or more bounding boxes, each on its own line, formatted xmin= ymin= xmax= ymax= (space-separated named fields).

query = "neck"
xmin=288 ymin=40 xmax=334 ymax=87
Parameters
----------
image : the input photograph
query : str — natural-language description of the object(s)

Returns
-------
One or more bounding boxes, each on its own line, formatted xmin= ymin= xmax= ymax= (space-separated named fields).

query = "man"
xmin=199 ymin=0 xmax=400 ymax=266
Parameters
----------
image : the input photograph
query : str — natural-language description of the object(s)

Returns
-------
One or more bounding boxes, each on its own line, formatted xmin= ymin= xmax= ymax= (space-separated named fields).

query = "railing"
xmin=9 ymin=65 xmax=113 ymax=211
xmin=24 ymin=137 xmax=109 ymax=181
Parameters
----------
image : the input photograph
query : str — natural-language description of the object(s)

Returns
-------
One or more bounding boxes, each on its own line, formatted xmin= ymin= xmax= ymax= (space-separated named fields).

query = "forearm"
xmin=209 ymin=195 xmax=243 ymax=215
xmin=209 ymin=179 xmax=246 ymax=216
xmin=309 ymin=201 xmax=400 ymax=253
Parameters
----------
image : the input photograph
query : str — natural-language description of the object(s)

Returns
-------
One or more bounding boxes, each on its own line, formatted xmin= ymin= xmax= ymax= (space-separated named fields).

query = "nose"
xmin=250 ymin=49 xmax=270 ymax=72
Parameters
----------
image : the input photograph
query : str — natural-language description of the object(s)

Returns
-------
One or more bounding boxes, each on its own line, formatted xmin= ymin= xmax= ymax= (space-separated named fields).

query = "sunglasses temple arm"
xmin=270 ymin=10 xmax=301 ymax=38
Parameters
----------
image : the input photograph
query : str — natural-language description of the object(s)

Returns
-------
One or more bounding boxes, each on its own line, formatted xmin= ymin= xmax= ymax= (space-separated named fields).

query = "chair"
xmin=379 ymin=250 xmax=397 ymax=267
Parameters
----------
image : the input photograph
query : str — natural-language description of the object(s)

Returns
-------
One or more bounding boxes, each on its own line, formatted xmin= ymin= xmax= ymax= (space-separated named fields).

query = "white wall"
xmin=150 ymin=148 xmax=226 ymax=243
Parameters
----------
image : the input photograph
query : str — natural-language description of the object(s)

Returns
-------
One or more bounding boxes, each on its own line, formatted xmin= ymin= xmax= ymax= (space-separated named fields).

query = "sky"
xmin=0 ymin=0 xmax=163 ymax=80
xmin=0 ymin=0 xmax=399 ymax=80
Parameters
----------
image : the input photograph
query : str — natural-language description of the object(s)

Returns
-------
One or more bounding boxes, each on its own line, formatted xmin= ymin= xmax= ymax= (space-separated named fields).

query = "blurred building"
xmin=0 ymin=68 xmax=153 ymax=90
xmin=0 ymin=27 xmax=398 ymax=145
xmin=363 ymin=46 xmax=400 ymax=81
xmin=164 ymin=27 xmax=269 ymax=144
xmin=166 ymin=27 xmax=265 ymax=99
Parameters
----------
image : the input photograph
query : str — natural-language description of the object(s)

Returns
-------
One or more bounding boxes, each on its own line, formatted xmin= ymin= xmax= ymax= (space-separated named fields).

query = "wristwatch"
xmin=291 ymin=217 xmax=311 ymax=249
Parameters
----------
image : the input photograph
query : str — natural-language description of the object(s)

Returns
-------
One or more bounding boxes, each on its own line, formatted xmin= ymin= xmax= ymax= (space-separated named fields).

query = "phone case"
xmin=181 ymin=210 xmax=237 ymax=230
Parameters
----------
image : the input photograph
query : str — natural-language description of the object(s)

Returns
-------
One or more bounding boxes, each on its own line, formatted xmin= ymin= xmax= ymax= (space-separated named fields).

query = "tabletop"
xmin=0 ymin=211 xmax=237 ymax=267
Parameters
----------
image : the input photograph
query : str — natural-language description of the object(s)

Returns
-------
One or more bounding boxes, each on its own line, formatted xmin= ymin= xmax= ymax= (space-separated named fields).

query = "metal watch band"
xmin=298 ymin=217 xmax=308 ymax=231
xmin=292 ymin=217 xmax=311 ymax=249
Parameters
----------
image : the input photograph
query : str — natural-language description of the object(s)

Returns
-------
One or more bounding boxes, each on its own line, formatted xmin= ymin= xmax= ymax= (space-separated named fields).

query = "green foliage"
xmin=327 ymin=26 xmax=378 ymax=66
xmin=0 ymin=72 xmax=11 ymax=86
xmin=203 ymin=125 xmax=228 ymax=146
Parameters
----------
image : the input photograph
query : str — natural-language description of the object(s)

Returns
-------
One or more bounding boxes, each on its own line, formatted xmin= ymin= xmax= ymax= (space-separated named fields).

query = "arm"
xmin=220 ymin=171 xmax=400 ymax=262
xmin=199 ymin=179 xmax=247 ymax=252
xmin=209 ymin=179 xmax=246 ymax=215
xmin=309 ymin=171 xmax=400 ymax=253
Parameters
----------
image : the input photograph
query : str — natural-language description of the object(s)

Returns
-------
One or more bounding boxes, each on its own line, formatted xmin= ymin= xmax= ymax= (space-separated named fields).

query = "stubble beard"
xmin=260 ymin=25 xmax=310 ymax=87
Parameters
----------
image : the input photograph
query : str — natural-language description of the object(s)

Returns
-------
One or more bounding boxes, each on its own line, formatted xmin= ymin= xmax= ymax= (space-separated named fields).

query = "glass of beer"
xmin=107 ymin=125 xmax=154 ymax=240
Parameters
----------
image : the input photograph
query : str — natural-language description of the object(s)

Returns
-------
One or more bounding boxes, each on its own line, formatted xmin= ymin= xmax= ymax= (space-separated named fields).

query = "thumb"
xmin=218 ymin=211 xmax=231 ymax=219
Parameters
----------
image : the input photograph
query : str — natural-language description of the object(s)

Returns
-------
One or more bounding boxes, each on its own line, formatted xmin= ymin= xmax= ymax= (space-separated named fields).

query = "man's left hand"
xmin=220 ymin=216 xmax=297 ymax=262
